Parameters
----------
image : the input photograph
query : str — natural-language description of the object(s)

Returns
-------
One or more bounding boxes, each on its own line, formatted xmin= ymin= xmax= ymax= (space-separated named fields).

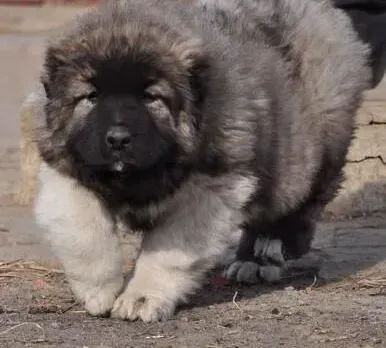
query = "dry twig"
xmin=232 ymin=291 xmax=241 ymax=311
xmin=0 ymin=322 xmax=46 ymax=343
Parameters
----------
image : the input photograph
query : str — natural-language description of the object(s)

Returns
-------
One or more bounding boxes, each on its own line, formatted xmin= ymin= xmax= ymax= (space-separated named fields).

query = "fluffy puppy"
xmin=34 ymin=0 xmax=370 ymax=322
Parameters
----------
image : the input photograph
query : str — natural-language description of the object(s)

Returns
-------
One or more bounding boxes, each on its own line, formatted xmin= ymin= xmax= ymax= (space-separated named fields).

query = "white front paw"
xmin=71 ymin=277 xmax=124 ymax=317
xmin=111 ymin=285 xmax=176 ymax=322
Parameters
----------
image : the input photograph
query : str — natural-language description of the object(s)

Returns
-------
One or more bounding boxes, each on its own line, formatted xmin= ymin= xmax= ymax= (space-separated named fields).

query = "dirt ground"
xmin=0 ymin=217 xmax=385 ymax=348
xmin=0 ymin=5 xmax=385 ymax=348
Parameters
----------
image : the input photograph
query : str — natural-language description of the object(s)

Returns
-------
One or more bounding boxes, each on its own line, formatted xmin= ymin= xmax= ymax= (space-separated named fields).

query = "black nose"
xmin=105 ymin=125 xmax=131 ymax=150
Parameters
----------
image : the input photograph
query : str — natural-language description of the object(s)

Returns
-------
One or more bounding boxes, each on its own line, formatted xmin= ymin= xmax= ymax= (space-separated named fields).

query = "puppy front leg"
xmin=34 ymin=164 xmax=124 ymax=316
xmin=111 ymin=175 xmax=254 ymax=322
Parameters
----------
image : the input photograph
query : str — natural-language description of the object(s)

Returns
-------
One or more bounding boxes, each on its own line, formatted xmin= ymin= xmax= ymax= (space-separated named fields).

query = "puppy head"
xmin=40 ymin=6 xmax=209 ymax=178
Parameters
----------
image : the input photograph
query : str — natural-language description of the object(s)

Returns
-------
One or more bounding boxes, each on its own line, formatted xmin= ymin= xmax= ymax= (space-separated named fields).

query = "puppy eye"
xmin=143 ymin=91 xmax=172 ymax=111
xmin=86 ymin=91 xmax=98 ymax=103
xmin=143 ymin=91 xmax=161 ymax=102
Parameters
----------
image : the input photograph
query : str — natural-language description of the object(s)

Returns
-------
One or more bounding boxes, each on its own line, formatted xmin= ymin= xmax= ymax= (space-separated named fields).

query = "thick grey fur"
xmin=34 ymin=0 xmax=370 ymax=322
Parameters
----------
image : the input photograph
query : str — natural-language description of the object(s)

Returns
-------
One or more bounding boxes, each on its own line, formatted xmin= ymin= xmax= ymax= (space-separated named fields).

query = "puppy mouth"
xmin=110 ymin=160 xmax=126 ymax=173
xmin=109 ymin=158 xmax=138 ymax=174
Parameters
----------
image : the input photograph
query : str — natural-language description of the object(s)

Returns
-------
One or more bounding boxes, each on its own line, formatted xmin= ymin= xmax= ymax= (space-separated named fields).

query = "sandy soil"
xmin=1 ymin=204 xmax=385 ymax=348
xmin=0 ymin=233 xmax=385 ymax=348
xmin=0 ymin=6 xmax=385 ymax=348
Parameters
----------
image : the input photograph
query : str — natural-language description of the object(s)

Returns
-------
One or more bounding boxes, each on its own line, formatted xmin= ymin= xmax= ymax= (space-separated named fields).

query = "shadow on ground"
xmin=174 ymin=180 xmax=385 ymax=312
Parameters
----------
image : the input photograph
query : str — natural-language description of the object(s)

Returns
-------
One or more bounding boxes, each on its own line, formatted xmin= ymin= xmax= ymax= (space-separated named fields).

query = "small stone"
xmin=221 ymin=322 xmax=233 ymax=328
xmin=50 ymin=322 xmax=59 ymax=328
xmin=285 ymin=286 xmax=295 ymax=292
xmin=372 ymin=338 xmax=382 ymax=344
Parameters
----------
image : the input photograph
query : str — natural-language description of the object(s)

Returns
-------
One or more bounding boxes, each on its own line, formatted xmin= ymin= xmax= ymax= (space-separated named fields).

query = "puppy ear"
xmin=188 ymin=53 xmax=210 ymax=108
xmin=41 ymin=46 xmax=67 ymax=99
xmin=41 ymin=76 xmax=51 ymax=100
xmin=178 ymin=40 xmax=210 ymax=108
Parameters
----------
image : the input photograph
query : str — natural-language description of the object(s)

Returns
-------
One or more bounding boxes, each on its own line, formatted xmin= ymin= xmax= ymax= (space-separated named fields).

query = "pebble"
xmin=221 ymin=321 xmax=233 ymax=328
xmin=0 ymin=226 xmax=9 ymax=232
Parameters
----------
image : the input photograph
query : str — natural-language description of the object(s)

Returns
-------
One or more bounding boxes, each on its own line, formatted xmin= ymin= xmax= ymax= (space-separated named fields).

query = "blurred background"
xmin=0 ymin=0 xmax=100 ymax=203
xmin=0 ymin=0 xmax=98 ymax=144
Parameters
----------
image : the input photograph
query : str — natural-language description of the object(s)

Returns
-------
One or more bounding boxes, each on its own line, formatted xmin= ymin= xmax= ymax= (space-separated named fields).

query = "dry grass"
xmin=0 ymin=260 xmax=64 ymax=282
xmin=354 ymin=272 xmax=386 ymax=294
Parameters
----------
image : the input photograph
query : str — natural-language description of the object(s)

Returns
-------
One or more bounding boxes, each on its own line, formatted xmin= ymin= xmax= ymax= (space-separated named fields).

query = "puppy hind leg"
xmin=225 ymin=221 xmax=286 ymax=284
xmin=226 ymin=199 xmax=324 ymax=284
xmin=34 ymin=163 xmax=124 ymax=316
xmin=277 ymin=212 xmax=316 ymax=260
